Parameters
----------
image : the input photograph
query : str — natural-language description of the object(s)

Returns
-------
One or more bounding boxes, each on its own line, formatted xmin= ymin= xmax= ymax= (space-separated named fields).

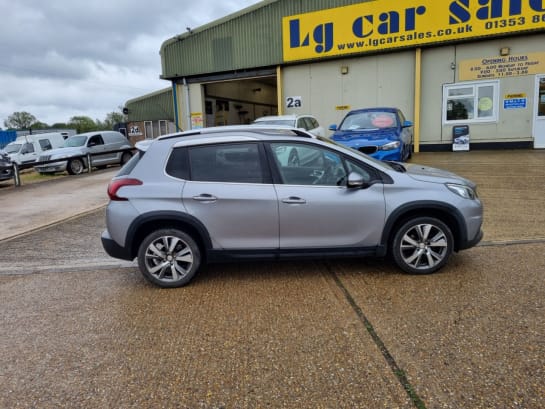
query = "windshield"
xmin=63 ymin=135 xmax=87 ymax=147
xmin=254 ymin=119 xmax=296 ymax=127
xmin=339 ymin=111 xmax=398 ymax=131
xmin=4 ymin=143 xmax=22 ymax=154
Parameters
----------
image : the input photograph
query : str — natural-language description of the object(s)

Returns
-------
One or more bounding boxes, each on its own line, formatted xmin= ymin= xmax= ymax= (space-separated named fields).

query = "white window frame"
xmin=144 ymin=121 xmax=153 ymax=139
xmin=159 ymin=120 xmax=167 ymax=136
xmin=442 ymin=80 xmax=500 ymax=124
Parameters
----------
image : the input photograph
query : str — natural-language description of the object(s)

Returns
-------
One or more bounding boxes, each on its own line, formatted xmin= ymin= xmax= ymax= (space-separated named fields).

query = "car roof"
xmin=347 ymin=107 xmax=399 ymax=114
xmin=136 ymin=125 xmax=314 ymax=151
xmin=254 ymin=114 xmax=314 ymax=121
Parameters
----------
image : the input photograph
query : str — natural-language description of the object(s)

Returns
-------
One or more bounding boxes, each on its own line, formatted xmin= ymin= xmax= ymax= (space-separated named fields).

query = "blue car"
xmin=329 ymin=107 xmax=414 ymax=162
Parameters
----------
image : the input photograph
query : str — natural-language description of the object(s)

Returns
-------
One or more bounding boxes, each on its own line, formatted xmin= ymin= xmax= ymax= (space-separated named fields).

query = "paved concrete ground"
xmin=0 ymin=150 xmax=544 ymax=408
xmin=0 ymin=168 xmax=117 ymax=241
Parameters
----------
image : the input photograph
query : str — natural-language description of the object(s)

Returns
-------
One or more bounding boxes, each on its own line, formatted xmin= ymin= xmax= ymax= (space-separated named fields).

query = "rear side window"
xmin=188 ymin=143 xmax=264 ymax=183
xmin=166 ymin=148 xmax=189 ymax=179
xmin=39 ymin=139 xmax=53 ymax=151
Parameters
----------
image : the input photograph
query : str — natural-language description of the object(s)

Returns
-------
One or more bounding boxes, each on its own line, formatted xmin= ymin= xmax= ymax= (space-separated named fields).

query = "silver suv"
xmin=101 ymin=126 xmax=483 ymax=288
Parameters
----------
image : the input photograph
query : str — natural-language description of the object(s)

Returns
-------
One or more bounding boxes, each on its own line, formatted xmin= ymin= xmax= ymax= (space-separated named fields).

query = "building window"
xmin=144 ymin=121 xmax=153 ymax=139
xmin=443 ymin=80 xmax=499 ymax=123
xmin=159 ymin=120 xmax=167 ymax=136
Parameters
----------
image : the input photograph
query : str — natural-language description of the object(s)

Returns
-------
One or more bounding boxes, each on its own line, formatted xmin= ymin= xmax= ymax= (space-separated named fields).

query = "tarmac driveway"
xmin=0 ymin=150 xmax=544 ymax=408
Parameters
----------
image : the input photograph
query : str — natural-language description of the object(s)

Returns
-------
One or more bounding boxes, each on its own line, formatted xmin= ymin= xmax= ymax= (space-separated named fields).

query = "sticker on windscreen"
xmin=371 ymin=114 xmax=395 ymax=128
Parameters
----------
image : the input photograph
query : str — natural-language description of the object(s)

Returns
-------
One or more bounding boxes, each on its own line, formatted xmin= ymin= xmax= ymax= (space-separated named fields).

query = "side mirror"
xmin=328 ymin=124 xmax=337 ymax=131
xmin=347 ymin=171 xmax=370 ymax=189
xmin=402 ymin=120 xmax=413 ymax=128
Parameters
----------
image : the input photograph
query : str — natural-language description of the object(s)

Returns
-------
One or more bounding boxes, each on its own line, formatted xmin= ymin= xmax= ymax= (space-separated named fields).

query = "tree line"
xmin=2 ymin=110 xmax=126 ymax=134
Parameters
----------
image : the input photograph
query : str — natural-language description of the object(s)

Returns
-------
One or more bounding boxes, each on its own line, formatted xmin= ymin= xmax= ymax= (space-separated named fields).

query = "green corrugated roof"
xmin=160 ymin=0 xmax=369 ymax=79
xmin=125 ymin=88 xmax=173 ymax=122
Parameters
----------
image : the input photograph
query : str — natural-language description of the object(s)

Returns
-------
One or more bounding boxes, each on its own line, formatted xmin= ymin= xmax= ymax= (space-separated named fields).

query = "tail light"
xmin=107 ymin=178 xmax=142 ymax=201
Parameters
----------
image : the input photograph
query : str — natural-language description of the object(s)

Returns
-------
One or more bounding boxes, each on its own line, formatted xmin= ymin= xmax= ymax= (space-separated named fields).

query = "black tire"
xmin=120 ymin=151 xmax=132 ymax=165
xmin=137 ymin=229 xmax=201 ymax=288
xmin=391 ymin=217 xmax=453 ymax=275
xmin=67 ymin=158 xmax=85 ymax=175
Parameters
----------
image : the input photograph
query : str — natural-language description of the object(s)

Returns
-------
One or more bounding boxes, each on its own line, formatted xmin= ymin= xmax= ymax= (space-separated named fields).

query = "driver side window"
xmin=270 ymin=142 xmax=346 ymax=186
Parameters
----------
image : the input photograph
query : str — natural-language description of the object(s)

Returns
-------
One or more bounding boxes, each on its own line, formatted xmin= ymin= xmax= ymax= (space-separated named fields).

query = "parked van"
xmin=34 ymin=131 xmax=132 ymax=175
xmin=3 ymin=133 xmax=66 ymax=165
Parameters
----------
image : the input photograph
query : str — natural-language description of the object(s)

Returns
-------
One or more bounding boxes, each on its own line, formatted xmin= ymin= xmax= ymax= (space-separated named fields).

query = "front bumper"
xmin=0 ymin=166 xmax=13 ymax=181
xmin=34 ymin=161 xmax=67 ymax=173
xmin=370 ymin=149 xmax=402 ymax=161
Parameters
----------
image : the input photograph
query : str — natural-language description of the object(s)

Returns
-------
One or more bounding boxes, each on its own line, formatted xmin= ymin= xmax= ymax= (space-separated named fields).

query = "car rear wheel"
xmin=137 ymin=229 xmax=201 ymax=288
xmin=67 ymin=158 xmax=85 ymax=175
xmin=391 ymin=217 xmax=453 ymax=274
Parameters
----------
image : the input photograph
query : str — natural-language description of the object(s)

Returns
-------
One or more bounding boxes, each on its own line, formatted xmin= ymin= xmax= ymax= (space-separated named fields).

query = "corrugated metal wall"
xmin=126 ymin=88 xmax=174 ymax=122
xmin=160 ymin=0 xmax=369 ymax=79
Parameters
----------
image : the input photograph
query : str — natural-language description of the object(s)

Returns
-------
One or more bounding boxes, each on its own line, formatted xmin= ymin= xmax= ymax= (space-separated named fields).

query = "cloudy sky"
xmin=0 ymin=0 xmax=261 ymax=127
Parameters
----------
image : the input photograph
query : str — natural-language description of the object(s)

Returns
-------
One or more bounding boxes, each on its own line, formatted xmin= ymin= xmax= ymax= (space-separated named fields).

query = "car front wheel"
xmin=137 ymin=229 xmax=201 ymax=288
xmin=67 ymin=158 xmax=85 ymax=175
xmin=391 ymin=217 xmax=453 ymax=274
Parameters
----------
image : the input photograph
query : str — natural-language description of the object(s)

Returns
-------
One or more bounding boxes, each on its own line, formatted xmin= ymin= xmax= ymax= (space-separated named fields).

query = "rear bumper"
xmin=101 ymin=230 xmax=134 ymax=261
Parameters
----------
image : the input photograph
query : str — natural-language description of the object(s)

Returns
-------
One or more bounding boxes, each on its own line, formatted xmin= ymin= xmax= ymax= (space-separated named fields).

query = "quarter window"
xmin=443 ymin=80 xmax=499 ymax=123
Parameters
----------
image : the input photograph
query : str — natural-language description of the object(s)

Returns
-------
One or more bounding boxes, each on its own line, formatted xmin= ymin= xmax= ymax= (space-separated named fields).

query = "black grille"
xmin=358 ymin=146 xmax=378 ymax=154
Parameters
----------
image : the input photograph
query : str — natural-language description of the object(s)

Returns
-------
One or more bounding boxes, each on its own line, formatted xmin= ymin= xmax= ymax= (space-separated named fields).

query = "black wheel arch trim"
xmin=125 ymin=211 xmax=213 ymax=259
xmin=380 ymin=201 xmax=468 ymax=253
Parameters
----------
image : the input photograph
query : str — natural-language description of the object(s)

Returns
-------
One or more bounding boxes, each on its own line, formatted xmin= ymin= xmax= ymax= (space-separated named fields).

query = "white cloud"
xmin=0 ymin=0 xmax=261 ymax=127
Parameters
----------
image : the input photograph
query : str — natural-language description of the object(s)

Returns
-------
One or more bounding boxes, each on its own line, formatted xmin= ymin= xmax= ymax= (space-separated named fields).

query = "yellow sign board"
xmin=459 ymin=52 xmax=545 ymax=80
xmin=335 ymin=105 xmax=351 ymax=111
xmin=282 ymin=0 xmax=545 ymax=62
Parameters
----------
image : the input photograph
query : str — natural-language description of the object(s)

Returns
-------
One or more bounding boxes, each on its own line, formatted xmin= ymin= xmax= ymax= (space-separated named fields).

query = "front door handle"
xmin=281 ymin=196 xmax=306 ymax=204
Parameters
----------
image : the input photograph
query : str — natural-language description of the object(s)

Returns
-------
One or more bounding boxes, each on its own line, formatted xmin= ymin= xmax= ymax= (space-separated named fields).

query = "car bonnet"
xmin=405 ymin=163 xmax=476 ymax=188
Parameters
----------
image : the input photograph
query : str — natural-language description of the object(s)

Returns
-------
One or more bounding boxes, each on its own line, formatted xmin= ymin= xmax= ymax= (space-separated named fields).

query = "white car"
xmin=253 ymin=114 xmax=325 ymax=137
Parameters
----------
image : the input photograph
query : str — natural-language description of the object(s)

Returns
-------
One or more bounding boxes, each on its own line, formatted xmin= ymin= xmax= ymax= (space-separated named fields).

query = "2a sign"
xmin=286 ymin=96 xmax=302 ymax=108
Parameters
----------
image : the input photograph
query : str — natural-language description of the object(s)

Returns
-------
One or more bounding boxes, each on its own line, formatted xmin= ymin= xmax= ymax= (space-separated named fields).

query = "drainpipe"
xmin=276 ymin=66 xmax=283 ymax=115
xmin=183 ymin=77 xmax=191 ymax=130
xmin=413 ymin=48 xmax=422 ymax=153
xmin=172 ymin=82 xmax=181 ymax=132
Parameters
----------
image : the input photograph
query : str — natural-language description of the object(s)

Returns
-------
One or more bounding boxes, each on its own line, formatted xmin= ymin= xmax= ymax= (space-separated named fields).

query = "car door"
xmin=87 ymin=134 xmax=107 ymax=165
xmin=19 ymin=142 xmax=37 ymax=164
xmin=182 ymin=142 xmax=279 ymax=249
xmin=269 ymin=141 xmax=386 ymax=249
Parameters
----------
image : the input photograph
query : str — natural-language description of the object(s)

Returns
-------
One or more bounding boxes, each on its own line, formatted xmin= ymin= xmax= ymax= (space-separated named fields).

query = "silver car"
xmin=101 ymin=126 xmax=483 ymax=288
xmin=34 ymin=131 xmax=132 ymax=175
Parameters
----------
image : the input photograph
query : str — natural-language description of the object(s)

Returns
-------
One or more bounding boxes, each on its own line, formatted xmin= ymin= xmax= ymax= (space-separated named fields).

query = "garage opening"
xmin=203 ymin=76 xmax=278 ymax=127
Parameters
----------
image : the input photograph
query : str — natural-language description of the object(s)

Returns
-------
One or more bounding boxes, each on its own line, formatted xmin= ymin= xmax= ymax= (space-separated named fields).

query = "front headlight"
xmin=380 ymin=141 xmax=401 ymax=151
xmin=446 ymin=183 xmax=477 ymax=200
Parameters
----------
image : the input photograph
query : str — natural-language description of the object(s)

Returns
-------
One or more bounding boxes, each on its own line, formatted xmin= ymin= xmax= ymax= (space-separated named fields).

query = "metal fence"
xmin=0 ymin=147 xmax=135 ymax=187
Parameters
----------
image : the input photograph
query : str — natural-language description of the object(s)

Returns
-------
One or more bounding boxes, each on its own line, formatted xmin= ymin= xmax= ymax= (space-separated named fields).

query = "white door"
xmin=533 ymin=74 xmax=545 ymax=148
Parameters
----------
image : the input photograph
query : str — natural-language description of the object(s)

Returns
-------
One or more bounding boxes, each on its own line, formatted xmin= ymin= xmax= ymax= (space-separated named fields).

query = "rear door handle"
xmin=281 ymin=196 xmax=306 ymax=204
xmin=192 ymin=194 xmax=217 ymax=203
